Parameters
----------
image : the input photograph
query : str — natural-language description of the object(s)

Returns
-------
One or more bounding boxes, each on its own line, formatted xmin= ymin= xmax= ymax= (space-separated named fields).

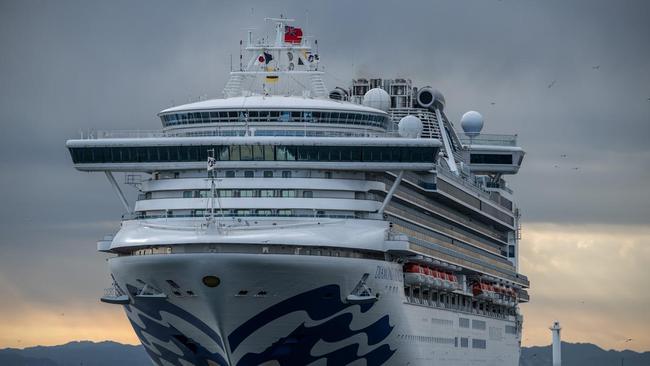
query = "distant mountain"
xmin=520 ymin=342 xmax=650 ymax=366
xmin=1 ymin=340 xmax=648 ymax=365
xmin=0 ymin=341 xmax=150 ymax=366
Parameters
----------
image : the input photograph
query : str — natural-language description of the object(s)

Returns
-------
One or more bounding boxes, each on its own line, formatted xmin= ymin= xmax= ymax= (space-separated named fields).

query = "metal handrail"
xmin=122 ymin=212 xmax=359 ymax=221
xmin=436 ymin=162 xmax=492 ymax=199
xmin=78 ymin=129 xmax=403 ymax=140
xmin=457 ymin=133 xmax=518 ymax=146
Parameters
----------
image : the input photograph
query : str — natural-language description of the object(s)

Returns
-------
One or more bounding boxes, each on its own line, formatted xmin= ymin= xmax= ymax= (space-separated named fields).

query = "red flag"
xmin=284 ymin=26 xmax=303 ymax=44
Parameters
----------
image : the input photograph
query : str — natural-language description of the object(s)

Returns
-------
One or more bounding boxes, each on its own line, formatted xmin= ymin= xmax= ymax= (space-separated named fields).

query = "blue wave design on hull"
xmin=124 ymin=284 xmax=228 ymax=366
xmin=230 ymin=284 xmax=395 ymax=366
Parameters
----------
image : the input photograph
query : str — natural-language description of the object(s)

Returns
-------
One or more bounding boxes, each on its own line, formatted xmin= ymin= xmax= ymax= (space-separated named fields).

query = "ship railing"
xmin=485 ymin=180 xmax=514 ymax=194
xmin=78 ymin=129 xmax=404 ymax=140
xmin=436 ymin=161 xmax=493 ymax=199
xmin=457 ymin=133 xmax=518 ymax=147
xmin=386 ymin=230 xmax=409 ymax=241
xmin=437 ymin=163 xmax=514 ymax=211
xmin=80 ymin=130 xmax=167 ymax=139
xmin=103 ymin=285 xmax=126 ymax=298
xmin=121 ymin=212 xmax=360 ymax=221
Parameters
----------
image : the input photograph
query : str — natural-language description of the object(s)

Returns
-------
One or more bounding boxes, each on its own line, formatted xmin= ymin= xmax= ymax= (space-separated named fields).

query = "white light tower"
xmin=550 ymin=321 xmax=562 ymax=366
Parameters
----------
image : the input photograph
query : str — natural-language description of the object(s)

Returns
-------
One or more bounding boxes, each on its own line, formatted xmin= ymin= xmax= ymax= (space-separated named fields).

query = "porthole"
xmin=202 ymin=276 xmax=221 ymax=288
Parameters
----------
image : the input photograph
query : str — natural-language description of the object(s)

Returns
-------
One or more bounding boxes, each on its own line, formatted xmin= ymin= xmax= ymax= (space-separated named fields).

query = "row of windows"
xmin=397 ymin=334 xmax=455 ymax=345
xmin=70 ymin=145 xmax=437 ymax=164
xmin=160 ymin=110 xmax=389 ymax=128
xmin=176 ymin=189 xmax=308 ymax=199
xmin=397 ymin=334 xmax=487 ymax=350
xmin=470 ymin=154 xmax=513 ymax=165
xmin=133 ymin=209 xmax=357 ymax=219
xmin=458 ymin=317 xmax=488 ymax=331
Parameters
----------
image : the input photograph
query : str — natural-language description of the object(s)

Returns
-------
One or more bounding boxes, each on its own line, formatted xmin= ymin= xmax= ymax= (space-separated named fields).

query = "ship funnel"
xmin=416 ymin=87 xmax=446 ymax=111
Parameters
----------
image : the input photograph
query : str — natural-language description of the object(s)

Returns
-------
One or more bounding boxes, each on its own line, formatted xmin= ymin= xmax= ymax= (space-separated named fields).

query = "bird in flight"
xmin=625 ymin=338 xmax=633 ymax=343
xmin=592 ymin=65 xmax=600 ymax=70
xmin=560 ymin=154 xmax=567 ymax=158
xmin=491 ymin=102 xmax=496 ymax=106
xmin=548 ymin=80 xmax=556 ymax=88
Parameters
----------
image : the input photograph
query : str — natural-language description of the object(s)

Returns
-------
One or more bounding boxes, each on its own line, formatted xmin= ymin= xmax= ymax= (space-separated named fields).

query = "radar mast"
xmin=223 ymin=16 xmax=327 ymax=98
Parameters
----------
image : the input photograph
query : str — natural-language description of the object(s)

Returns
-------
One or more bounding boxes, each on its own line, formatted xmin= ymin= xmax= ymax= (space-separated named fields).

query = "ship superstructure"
xmin=68 ymin=18 xmax=528 ymax=366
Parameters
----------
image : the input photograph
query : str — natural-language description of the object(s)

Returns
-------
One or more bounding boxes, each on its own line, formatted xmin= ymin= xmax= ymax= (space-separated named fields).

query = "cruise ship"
xmin=67 ymin=18 xmax=529 ymax=366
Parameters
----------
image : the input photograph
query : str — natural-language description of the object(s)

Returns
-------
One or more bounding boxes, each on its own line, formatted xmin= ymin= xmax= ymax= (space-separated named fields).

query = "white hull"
xmin=112 ymin=252 xmax=521 ymax=366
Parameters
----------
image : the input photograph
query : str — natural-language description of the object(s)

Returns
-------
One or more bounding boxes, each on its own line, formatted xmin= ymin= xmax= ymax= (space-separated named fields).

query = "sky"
xmin=1 ymin=0 xmax=649 ymax=353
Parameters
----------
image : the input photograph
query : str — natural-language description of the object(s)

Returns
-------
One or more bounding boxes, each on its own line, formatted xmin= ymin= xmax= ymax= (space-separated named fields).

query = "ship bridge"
xmin=158 ymin=95 xmax=391 ymax=137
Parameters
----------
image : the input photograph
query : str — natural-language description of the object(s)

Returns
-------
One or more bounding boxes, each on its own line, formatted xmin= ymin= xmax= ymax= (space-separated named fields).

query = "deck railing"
xmin=78 ymin=129 xmax=403 ymax=140
xmin=457 ymin=133 xmax=518 ymax=147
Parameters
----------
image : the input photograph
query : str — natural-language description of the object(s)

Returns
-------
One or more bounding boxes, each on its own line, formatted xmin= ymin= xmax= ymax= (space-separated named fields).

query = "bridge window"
xmin=69 ymin=145 xmax=437 ymax=165
xmin=470 ymin=154 xmax=512 ymax=164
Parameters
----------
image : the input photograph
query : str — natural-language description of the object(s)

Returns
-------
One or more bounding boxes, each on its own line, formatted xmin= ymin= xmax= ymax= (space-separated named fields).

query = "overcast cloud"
xmin=0 ymin=0 xmax=649 ymax=351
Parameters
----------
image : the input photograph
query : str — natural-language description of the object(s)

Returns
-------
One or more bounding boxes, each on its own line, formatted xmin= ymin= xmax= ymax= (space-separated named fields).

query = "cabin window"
xmin=472 ymin=339 xmax=487 ymax=349
xmin=260 ymin=190 xmax=274 ymax=197
xmin=281 ymin=190 xmax=296 ymax=198
xmin=263 ymin=171 xmax=273 ymax=178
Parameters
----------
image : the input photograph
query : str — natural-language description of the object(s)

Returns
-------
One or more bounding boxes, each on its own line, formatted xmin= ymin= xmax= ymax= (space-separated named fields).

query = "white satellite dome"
xmin=460 ymin=110 xmax=484 ymax=137
xmin=398 ymin=115 xmax=423 ymax=138
xmin=362 ymin=88 xmax=391 ymax=112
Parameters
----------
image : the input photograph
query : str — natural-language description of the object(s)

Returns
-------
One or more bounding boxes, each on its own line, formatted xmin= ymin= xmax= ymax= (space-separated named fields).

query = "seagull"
xmin=553 ymin=165 xmax=559 ymax=168
xmin=625 ymin=338 xmax=633 ymax=343
xmin=547 ymin=80 xmax=556 ymax=88
xmin=572 ymin=167 xmax=580 ymax=170
xmin=490 ymin=102 xmax=496 ymax=105
xmin=592 ymin=65 xmax=600 ymax=70
xmin=560 ymin=154 xmax=567 ymax=158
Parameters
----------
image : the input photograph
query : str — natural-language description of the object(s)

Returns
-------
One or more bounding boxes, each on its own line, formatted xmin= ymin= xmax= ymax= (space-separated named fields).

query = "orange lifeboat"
xmin=442 ymin=272 xmax=458 ymax=290
xmin=431 ymin=270 xmax=443 ymax=288
xmin=403 ymin=263 xmax=425 ymax=286
xmin=472 ymin=282 xmax=497 ymax=301
xmin=423 ymin=267 xmax=435 ymax=287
